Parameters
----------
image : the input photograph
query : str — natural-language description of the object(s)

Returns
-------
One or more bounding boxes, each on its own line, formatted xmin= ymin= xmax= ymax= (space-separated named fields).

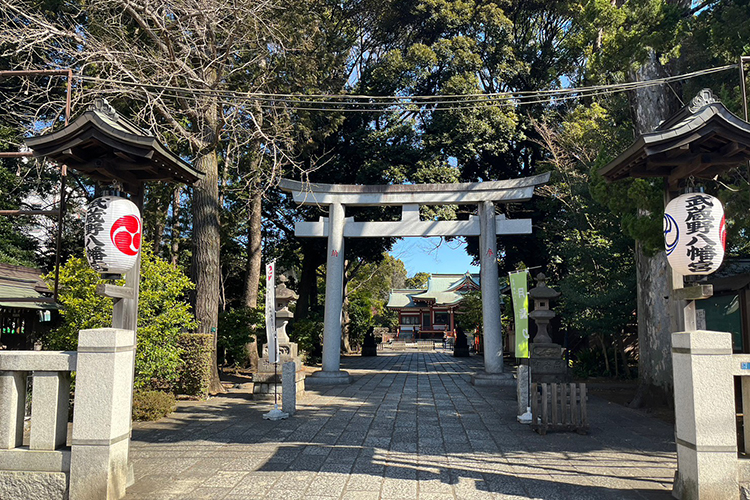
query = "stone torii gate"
xmin=280 ymin=173 xmax=550 ymax=386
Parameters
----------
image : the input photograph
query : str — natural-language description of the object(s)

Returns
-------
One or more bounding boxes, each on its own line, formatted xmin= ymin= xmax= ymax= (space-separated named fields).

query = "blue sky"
xmin=389 ymin=237 xmax=479 ymax=277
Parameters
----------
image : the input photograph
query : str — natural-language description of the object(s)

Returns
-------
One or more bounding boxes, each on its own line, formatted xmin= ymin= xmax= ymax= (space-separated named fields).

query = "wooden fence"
xmin=530 ymin=382 xmax=588 ymax=435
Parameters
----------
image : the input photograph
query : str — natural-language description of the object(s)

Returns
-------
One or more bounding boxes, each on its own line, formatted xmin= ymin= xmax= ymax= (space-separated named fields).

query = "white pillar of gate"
xmin=280 ymin=174 xmax=550 ymax=385
xmin=473 ymin=201 xmax=512 ymax=385
xmin=316 ymin=202 xmax=351 ymax=384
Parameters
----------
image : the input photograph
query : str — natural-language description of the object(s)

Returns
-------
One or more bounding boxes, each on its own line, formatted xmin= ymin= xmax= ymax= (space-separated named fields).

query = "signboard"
xmin=265 ymin=261 xmax=278 ymax=364
xmin=510 ymin=270 xmax=529 ymax=358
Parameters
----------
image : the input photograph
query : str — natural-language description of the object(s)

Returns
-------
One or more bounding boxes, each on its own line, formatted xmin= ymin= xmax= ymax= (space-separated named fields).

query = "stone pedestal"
xmin=671 ymin=330 xmax=737 ymax=500
xmin=305 ymin=370 xmax=351 ymax=386
xmin=253 ymin=344 xmax=305 ymax=400
xmin=529 ymin=343 xmax=569 ymax=384
xmin=516 ymin=363 xmax=532 ymax=423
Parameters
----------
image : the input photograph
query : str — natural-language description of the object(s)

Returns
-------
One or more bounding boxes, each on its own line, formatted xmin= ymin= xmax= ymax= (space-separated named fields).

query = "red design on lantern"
xmin=111 ymin=215 xmax=142 ymax=256
xmin=85 ymin=195 xmax=141 ymax=276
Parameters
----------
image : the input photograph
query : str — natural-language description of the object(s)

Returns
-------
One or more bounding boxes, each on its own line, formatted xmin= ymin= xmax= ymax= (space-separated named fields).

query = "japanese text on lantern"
xmin=683 ymin=194 xmax=716 ymax=274
xmin=85 ymin=197 xmax=109 ymax=271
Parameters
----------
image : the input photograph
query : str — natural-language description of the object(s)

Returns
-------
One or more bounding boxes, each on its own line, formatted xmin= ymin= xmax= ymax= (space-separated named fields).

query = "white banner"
xmin=265 ymin=261 xmax=278 ymax=364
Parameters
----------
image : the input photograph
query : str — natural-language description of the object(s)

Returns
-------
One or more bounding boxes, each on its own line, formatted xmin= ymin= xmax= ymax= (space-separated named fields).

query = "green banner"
xmin=510 ymin=271 xmax=529 ymax=358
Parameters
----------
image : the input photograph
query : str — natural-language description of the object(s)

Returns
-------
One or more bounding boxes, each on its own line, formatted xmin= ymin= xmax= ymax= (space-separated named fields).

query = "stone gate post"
xmin=671 ymin=330 xmax=737 ymax=499
xmin=69 ymin=328 xmax=136 ymax=500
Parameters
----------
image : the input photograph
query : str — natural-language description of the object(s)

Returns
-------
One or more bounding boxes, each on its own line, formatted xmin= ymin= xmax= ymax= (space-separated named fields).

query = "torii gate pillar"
xmin=280 ymin=174 xmax=550 ymax=385
xmin=319 ymin=202 xmax=351 ymax=384
xmin=475 ymin=201 xmax=504 ymax=380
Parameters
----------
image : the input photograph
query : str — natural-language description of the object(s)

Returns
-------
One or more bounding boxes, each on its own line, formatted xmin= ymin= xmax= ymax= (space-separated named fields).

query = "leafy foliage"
xmin=289 ymin=315 xmax=324 ymax=365
xmin=456 ymin=290 xmax=483 ymax=334
xmin=44 ymin=247 xmax=197 ymax=390
xmin=217 ymin=307 xmax=264 ymax=367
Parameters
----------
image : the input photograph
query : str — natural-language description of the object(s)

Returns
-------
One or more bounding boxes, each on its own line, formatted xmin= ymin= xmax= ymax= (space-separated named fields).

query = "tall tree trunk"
xmin=243 ymin=194 xmax=263 ymax=308
xmin=612 ymin=335 xmax=619 ymax=378
xmin=192 ymin=148 xmax=225 ymax=394
xmin=243 ymin=192 xmax=263 ymax=370
xmin=628 ymin=49 xmax=684 ymax=407
xmin=171 ymin=184 xmax=182 ymax=267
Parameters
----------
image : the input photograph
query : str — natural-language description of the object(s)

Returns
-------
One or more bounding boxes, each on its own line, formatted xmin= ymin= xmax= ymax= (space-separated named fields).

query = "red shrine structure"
xmin=386 ymin=272 xmax=480 ymax=339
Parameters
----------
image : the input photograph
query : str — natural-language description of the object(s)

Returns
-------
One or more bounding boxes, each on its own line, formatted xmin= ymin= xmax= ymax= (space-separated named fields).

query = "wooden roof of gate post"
xmin=599 ymin=89 xmax=750 ymax=189
xmin=25 ymin=98 xmax=203 ymax=193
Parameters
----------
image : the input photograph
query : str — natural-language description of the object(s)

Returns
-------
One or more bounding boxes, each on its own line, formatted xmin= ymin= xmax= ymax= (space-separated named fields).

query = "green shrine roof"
xmin=386 ymin=273 xmax=480 ymax=309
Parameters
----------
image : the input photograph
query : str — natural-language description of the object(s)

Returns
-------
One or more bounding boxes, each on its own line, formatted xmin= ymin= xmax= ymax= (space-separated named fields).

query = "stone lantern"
xmin=255 ymin=275 xmax=305 ymax=399
xmin=274 ymin=275 xmax=297 ymax=346
xmin=528 ymin=273 xmax=559 ymax=344
xmin=528 ymin=273 xmax=568 ymax=383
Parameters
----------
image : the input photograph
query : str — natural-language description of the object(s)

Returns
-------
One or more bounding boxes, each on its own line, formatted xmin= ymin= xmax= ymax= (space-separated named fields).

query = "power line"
xmin=75 ymin=63 xmax=737 ymax=113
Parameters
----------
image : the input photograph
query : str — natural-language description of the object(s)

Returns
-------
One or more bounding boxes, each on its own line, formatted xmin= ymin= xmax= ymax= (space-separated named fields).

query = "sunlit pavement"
xmin=124 ymin=352 xmax=675 ymax=499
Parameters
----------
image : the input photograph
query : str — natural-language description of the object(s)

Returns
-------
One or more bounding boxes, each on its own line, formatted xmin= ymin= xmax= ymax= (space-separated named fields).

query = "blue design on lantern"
xmin=664 ymin=213 xmax=679 ymax=256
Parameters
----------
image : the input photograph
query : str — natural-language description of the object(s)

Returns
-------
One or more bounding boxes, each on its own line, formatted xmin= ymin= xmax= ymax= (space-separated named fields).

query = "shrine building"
xmin=386 ymin=272 xmax=480 ymax=339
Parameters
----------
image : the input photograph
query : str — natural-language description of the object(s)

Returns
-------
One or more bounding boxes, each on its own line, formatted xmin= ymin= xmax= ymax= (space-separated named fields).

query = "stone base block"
xmin=529 ymin=342 xmax=569 ymax=384
xmin=256 ymin=358 xmax=302 ymax=379
xmin=673 ymin=446 xmax=738 ymax=500
xmin=305 ymin=370 xmax=351 ymax=386
xmin=253 ymin=370 xmax=305 ymax=400
xmin=254 ymin=366 xmax=304 ymax=384
xmin=0 ymin=470 xmax=68 ymax=500
xmin=471 ymin=371 xmax=515 ymax=387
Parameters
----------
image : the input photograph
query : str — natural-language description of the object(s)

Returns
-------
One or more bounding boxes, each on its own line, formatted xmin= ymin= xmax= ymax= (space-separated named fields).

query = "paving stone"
xmin=345 ymin=473 xmax=384 ymax=491
xmin=199 ymin=471 xmax=248 ymax=488
xmin=123 ymin=352 xmax=678 ymax=500
xmin=341 ymin=490 xmax=380 ymax=500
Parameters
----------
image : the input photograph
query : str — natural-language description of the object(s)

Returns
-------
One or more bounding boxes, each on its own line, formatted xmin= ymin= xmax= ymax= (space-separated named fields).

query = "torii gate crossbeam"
xmin=279 ymin=173 xmax=550 ymax=386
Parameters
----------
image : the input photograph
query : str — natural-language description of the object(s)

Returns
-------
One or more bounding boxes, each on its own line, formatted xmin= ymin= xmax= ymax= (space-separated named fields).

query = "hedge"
xmin=132 ymin=390 xmax=176 ymax=421
xmin=177 ymin=333 xmax=213 ymax=398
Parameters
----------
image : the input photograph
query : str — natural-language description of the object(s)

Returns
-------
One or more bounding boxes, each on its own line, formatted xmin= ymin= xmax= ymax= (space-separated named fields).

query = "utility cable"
xmin=72 ymin=63 xmax=737 ymax=113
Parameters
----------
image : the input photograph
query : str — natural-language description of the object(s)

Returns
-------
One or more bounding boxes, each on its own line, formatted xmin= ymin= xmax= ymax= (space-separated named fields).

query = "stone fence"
xmin=0 ymin=328 xmax=135 ymax=500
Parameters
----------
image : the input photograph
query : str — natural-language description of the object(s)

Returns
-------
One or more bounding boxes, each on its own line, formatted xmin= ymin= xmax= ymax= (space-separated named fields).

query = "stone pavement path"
xmin=124 ymin=352 xmax=676 ymax=500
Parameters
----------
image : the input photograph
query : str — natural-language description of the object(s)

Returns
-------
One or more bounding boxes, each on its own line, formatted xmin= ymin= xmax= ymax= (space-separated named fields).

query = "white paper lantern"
xmin=84 ymin=195 xmax=142 ymax=276
xmin=663 ymin=192 xmax=726 ymax=276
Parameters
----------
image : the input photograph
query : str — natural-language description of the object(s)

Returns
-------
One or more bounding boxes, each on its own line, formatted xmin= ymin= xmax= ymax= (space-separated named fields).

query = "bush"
xmin=132 ymin=390 xmax=176 ymax=421
xmin=570 ymin=347 xmax=605 ymax=379
xmin=217 ymin=307 xmax=264 ymax=366
xmin=44 ymin=247 xmax=197 ymax=390
xmin=348 ymin=297 xmax=374 ymax=349
xmin=289 ymin=316 xmax=323 ymax=364
xmin=177 ymin=333 xmax=213 ymax=398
